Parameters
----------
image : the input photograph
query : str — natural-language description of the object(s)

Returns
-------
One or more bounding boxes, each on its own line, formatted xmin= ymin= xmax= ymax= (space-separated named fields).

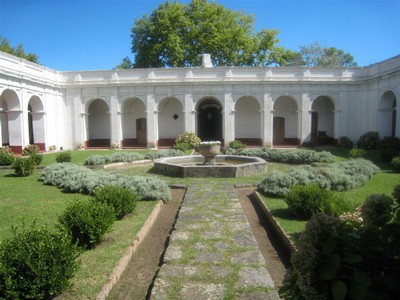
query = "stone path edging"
xmin=253 ymin=191 xmax=297 ymax=254
xmin=96 ymin=200 xmax=164 ymax=300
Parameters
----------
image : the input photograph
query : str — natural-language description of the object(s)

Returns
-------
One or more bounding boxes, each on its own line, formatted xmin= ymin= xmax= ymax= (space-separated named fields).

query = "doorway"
xmin=197 ymin=99 xmax=222 ymax=141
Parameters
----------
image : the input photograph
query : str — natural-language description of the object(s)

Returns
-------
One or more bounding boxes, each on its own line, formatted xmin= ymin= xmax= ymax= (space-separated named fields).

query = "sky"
xmin=0 ymin=0 xmax=399 ymax=71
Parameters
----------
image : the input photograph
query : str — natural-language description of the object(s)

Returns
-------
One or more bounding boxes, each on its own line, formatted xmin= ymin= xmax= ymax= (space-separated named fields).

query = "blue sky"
xmin=0 ymin=0 xmax=399 ymax=71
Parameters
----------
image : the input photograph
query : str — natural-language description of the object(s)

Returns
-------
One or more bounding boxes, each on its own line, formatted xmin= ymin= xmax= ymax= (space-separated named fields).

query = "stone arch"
xmin=158 ymin=97 xmax=184 ymax=147
xmin=28 ymin=95 xmax=46 ymax=150
xmin=378 ymin=90 xmax=397 ymax=138
xmin=0 ymin=89 xmax=23 ymax=153
xmin=311 ymin=96 xmax=336 ymax=145
xmin=234 ymin=96 xmax=262 ymax=146
xmin=121 ymin=97 xmax=146 ymax=147
xmin=272 ymin=96 xmax=299 ymax=145
xmin=196 ymin=97 xmax=223 ymax=142
xmin=86 ymin=98 xmax=110 ymax=147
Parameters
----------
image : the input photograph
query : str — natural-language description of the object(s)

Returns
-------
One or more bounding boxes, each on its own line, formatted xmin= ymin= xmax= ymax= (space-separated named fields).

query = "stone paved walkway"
xmin=150 ymin=182 xmax=280 ymax=300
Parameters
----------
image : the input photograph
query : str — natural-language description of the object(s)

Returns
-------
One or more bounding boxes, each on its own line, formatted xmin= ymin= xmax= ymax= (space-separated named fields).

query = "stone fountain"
xmin=154 ymin=141 xmax=267 ymax=178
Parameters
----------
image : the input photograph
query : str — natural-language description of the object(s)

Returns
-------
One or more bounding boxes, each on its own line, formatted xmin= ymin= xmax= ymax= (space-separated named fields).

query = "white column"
xmin=7 ymin=110 xmax=24 ymax=153
xmin=184 ymin=93 xmax=195 ymax=133
xmin=0 ymin=109 xmax=3 ymax=146
xmin=110 ymin=92 xmax=120 ymax=146
xmin=300 ymin=93 xmax=312 ymax=143
xmin=146 ymin=89 xmax=157 ymax=148
xmin=223 ymin=88 xmax=234 ymax=147
xmin=263 ymin=93 xmax=273 ymax=147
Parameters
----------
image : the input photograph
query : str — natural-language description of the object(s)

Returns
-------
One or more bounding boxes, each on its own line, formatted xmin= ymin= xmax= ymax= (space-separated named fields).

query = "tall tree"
xmin=124 ymin=0 xmax=289 ymax=68
xmin=289 ymin=41 xmax=357 ymax=67
xmin=0 ymin=35 xmax=39 ymax=63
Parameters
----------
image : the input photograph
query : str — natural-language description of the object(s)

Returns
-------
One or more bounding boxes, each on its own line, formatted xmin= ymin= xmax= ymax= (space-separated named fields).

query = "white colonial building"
xmin=0 ymin=51 xmax=399 ymax=154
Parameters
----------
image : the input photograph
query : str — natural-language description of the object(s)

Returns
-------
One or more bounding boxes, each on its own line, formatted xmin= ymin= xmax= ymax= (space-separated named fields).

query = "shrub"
xmin=391 ymin=156 xmax=400 ymax=172
xmin=30 ymin=152 xmax=43 ymax=165
xmin=173 ymin=141 xmax=191 ymax=152
xmin=22 ymin=144 xmax=40 ymax=156
xmin=258 ymin=159 xmax=378 ymax=197
xmin=337 ymin=136 xmax=353 ymax=148
xmin=94 ymin=186 xmax=137 ymax=220
xmin=381 ymin=148 xmax=399 ymax=162
xmin=56 ymin=151 xmax=72 ymax=163
xmin=280 ymin=192 xmax=400 ymax=300
xmin=84 ymin=152 xmax=145 ymax=165
xmin=144 ymin=149 xmax=184 ymax=160
xmin=0 ymin=225 xmax=78 ymax=300
xmin=174 ymin=132 xmax=201 ymax=149
xmin=360 ymin=194 xmax=394 ymax=227
xmin=0 ymin=146 xmax=13 ymax=154
xmin=300 ymin=141 xmax=313 ymax=148
xmin=357 ymin=131 xmax=380 ymax=149
xmin=12 ymin=157 xmax=35 ymax=176
xmin=392 ymin=184 xmax=400 ymax=204
xmin=39 ymin=163 xmax=171 ymax=200
xmin=377 ymin=136 xmax=400 ymax=150
xmin=58 ymin=199 xmax=115 ymax=249
xmin=285 ymin=184 xmax=332 ymax=219
xmin=229 ymin=140 xmax=245 ymax=150
xmin=0 ymin=153 xmax=15 ymax=166
xmin=349 ymin=147 xmax=366 ymax=158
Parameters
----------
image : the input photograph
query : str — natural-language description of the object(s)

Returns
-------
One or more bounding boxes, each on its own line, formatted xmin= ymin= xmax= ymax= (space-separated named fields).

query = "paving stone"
xmin=214 ymin=241 xmax=230 ymax=250
xmin=195 ymin=252 xmax=225 ymax=264
xmin=163 ymin=245 xmax=183 ymax=263
xmin=233 ymin=231 xmax=259 ymax=247
xmin=234 ymin=291 xmax=281 ymax=300
xmin=158 ymin=265 xmax=200 ymax=278
xmin=231 ymin=250 xmax=265 ymax=265
xmin=210 ymin=266 xmax=231 ymax=279
xmin=150 ymin=278 xmax=171 ymax=300
xmin=180 ymin=283 xmax=226 ymax=300
xmin=170 ymin=231 xmax=191 ymax=241
xmin=235 ymin=267 xmax=275 ymax=289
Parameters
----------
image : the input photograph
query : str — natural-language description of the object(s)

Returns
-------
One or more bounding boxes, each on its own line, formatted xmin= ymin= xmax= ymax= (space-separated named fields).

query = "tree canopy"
xmin=123 ymin=0 xmax=294 ymax=68
xmin=0 ymin=35 xmax=39 ymax=64
xmin=118 ymin=0 xmax=357 ymax=69
xmin=287 ymin=41 xmax=357 ymax=67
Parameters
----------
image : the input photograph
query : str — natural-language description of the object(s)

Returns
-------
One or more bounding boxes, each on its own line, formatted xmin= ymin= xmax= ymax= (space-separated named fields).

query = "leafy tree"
xmin=289 ymin=41 xmax=357 ymax=67
xmin=124 ymin=0 xmax=290 ymax=68
xmin=0 ymin=35 xmax=39 ymax=63
xmin=115 ymin=56 xmax=134 ymax=69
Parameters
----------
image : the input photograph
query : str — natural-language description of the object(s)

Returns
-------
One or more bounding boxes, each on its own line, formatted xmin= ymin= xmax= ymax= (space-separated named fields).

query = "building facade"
xmin=1 ymin=51 xmax=399 ymax=153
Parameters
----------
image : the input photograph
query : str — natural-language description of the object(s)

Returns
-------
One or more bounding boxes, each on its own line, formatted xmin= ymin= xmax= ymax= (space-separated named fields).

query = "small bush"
xmin=0 ymin=225 xmax=78 ymax=300
xmin=392 ymin=184 xmax=400 ymax=204
xmin=229 ymin=140 xmax=246 ymax=150
xmin=349 ymin=147 xmax=366 ymax=158
xmin=56 ymin=151 xmax=72 ymax=163
xmin=173 ymin=141 xmax=191 ymax=152
xmin=174 ymin=132 xmax=201 ymax=149
xmin=377 ymin=136 xmax=400 ymax=150
xmin=58 ymin=199 xmax=115 ymax=249
xmin=94 ymin=186 xmax=137 ymax=220
xmin=360 ymin=194 xmax=394 ymax=227
xmin=357 ymin=131 xmax=380 ymax=149
xmin=12 ymin=157 xmax=35 ymax=176
xmin=300 ymin=141 xmax=313 ymax=148
xmin=337 ymin=136 xmax=353 ymax=148
xmin=0 ymin=153 xmax=15 ymax=166
xmin=0 ymin=146 xmax=13 ymax=154
xmin=391 ymin=156 xmax=400 ymax=172
xmin=381 ymin=148 xmax=399 ymax=162
xmin=30 ymin=152 xmax=43 ymax=165
xmin=22 ymin=144 xmax=40 ymax=156
xmin=285 ymin=184 xmax=332 ymax=219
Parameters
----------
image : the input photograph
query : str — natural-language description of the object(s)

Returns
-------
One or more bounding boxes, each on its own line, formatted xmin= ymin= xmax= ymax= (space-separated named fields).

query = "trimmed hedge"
xmin=0 ymin=225 xmax=78 ymax=299
xmin=84 ymin=149 xmax=184 ymax=165
xmin=58 ymin=199 xmax=115 ymax=249
xmin=12 ymin=157 xmax=35 ymax=176
xmin=230 ymin=147 xmax=335 ymax=164
xmin=94 ymin=185 xmax=137 ymax=220
xmin=39 ymin=163 xmax=171 ymax=201
xmin=258 ymin=158 xmax=379 ymax=197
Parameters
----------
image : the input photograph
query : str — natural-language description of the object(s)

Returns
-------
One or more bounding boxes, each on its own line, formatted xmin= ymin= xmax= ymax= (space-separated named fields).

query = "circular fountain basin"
xmin=154 ymin=155 xmax=267 ymax=178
